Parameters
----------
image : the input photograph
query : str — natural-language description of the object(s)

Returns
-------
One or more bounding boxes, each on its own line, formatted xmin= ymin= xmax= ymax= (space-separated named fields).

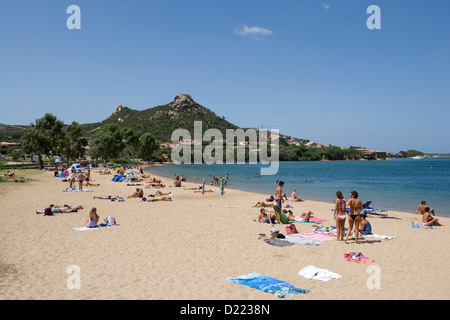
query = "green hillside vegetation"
xmin=2 ymin=94 xmax=413 ymax=165
xmin=80 ymin=96 xmax=239 ymax=143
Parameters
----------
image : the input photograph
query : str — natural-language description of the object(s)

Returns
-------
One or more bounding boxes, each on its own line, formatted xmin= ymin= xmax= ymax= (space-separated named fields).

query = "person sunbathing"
xmin=295 ymin=211 xmax=314 ymax=222
xmin=291 ymin=188 xmax=304 ymax=202
xmin=423 ymin=207 xmax=442 ymax=226
xmin=36 ymin=204 xmax=84 ymax=214
xmin=3 ymin=171 xmax=15 ymax=178
xmin=252 ymin=201 xmax=275 ymax=208
xmin=146 ymin=196 xmax=172 ymax=202
xmin=129 ymin=188 xmax=144 ymax=198
xmin=93 ymin=195 xmax=123 ymax=200
xmin=184 ymin=186 xmax=203 ymax=190
xmin=266 ymin=206 xmax=292 ymax=225
xmin=83 ymin=207 xmax=100 ymax=228
xmin=257 ymin=208 xmax=280 ymax=226
xmin=148 ymin=190 xmax=172 ymax=197
xmin=145 ymin=183 xmax=166 ymax=188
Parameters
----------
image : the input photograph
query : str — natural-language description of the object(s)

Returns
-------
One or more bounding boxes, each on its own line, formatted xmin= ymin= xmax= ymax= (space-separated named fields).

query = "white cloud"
xmin=321 ymin=3 xmax=330 ymax=10
xmin=233 ymin=25 xmax=273 ymax=37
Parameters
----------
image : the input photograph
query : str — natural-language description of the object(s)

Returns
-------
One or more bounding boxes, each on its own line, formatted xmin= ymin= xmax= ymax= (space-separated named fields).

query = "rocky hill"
xmin=80 ymin=94 xmax=240 ymax=142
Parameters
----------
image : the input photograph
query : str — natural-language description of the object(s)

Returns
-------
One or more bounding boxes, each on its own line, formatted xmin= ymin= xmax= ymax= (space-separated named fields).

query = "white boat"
xmin=411 ymin=156 xmax=425 ymax=159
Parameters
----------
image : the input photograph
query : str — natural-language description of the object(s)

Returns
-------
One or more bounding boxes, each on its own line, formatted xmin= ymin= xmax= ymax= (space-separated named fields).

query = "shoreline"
xmin=0 ymin=168 xmax=449 ymax=300
xmin=143 ymin=162 xmax=450 ymax=218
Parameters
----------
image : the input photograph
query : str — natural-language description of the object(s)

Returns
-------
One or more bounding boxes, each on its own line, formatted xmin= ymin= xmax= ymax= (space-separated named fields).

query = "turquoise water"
xmin=146 ymin=158 xmax=450 ymax=217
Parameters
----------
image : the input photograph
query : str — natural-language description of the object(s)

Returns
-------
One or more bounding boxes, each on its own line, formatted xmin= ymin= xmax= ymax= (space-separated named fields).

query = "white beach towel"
xmin=64 ymin=188 xmax=93 ymax=192
xmin=72 ymin=225 xmax=117 ymax=231
xmin=364 ymin=233 xmax=396 ymax=240
xmin=299 ymin=265 xmax=342 ymax=281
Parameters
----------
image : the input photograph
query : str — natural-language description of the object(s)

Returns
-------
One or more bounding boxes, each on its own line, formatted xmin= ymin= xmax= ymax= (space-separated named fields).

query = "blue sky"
xmin=1 ymin=0 xmax=449 ymax=153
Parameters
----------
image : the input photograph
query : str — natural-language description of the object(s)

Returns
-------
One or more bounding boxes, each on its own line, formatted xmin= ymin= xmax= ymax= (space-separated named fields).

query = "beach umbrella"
xmin=75 ymin=167 xmax=84 ymax=171
xmin=71 ymin=163 xmax=80 ymax=167
xmin=125 ymin=169 xmax=138 ymax=175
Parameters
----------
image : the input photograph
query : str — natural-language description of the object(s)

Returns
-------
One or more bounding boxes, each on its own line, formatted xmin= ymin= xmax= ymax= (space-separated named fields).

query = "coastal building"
xmin=0 ymin=142 xmax=19 ymax=154
xmin=355 ymin=148 xmax=387 ymax=160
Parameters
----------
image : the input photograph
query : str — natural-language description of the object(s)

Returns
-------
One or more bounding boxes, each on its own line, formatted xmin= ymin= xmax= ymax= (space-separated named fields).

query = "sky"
xmin=1 ymin=0 xmax=449 ymax=153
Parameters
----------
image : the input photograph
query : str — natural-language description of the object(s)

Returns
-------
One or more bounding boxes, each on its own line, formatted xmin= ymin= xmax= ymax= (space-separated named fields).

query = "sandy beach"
xmin=0 ymin=166 xmax=449 ymax=300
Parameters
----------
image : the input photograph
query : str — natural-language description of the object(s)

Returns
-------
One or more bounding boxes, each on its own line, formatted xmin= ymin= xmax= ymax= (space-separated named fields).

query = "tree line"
xmin=20 ymin=113 xmax=159 ymax=168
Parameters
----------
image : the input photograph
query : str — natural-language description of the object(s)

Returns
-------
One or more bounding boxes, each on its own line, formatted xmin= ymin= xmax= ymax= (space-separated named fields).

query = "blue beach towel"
xmin=226 ymin=272 xmax=309 ymax=298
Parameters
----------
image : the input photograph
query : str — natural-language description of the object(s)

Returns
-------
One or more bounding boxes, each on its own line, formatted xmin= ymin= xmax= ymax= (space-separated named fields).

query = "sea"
xmin=146 ymin=157 xmax=450 ymax=217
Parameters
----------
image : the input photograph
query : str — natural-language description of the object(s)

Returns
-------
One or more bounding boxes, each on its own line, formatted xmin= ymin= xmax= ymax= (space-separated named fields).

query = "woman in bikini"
xmin=345 ymin=190 xmax=363 ymax=243
xmin=334 ymin=191 xmax=346 ymax=241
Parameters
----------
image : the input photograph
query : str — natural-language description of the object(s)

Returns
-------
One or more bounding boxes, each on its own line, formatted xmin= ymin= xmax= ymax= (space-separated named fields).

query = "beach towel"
xmin=364 ymin=233 xmax=396 ymax=240
xmin=63 ymin=188 xmax=93 ymax=192
xmin=111 ymin=174 xmax=124 ymax=182
xmin=290 ymin=219 xmax=315 ymax=224
xmin=412 ymin=222 xmax=435 ymax=229
xmin=344 ymin=252 xmax=374 ymax=263
xmin=309 ymin=217 xmax=327 ymax=222
xmin=72 ymin=224 xmax=118 ymax=231
xmin=296 ymin=232 xmax=335 ymax=242
xmin=312 ymin=226 xmax=338 ymax=237
xmin=263 ymin=238 xmax=294 ymax=247
xmin=226 ymin=272 xmax=309 ymax=298
xmin=282 ymin=234 xmax=323 ymax=246
xmin=299 ymin=265 xmax=342 ymax=281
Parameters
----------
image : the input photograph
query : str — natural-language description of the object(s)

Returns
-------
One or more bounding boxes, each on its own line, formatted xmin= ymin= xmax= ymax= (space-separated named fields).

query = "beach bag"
xmin=285 ymin=224 xmax=298 ymax=235
xmin=104 ymin=216 xmax=116 ymax=226
xmin=270 ymin=228 xmax=279 ymax=238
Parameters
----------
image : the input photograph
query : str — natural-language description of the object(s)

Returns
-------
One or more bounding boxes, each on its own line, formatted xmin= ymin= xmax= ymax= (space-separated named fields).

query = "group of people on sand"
xmin=333 ymin=190 xmax=373 ymax=243
xmin=65 ymin=167 xmax=100 ymax=191
xmin=257 ymin=206 xmax=314 ymax=227
xmin=252 ymin=181 xmax=303 ymax=208
xmin=415 ymin=201 xmax=441 ymax=226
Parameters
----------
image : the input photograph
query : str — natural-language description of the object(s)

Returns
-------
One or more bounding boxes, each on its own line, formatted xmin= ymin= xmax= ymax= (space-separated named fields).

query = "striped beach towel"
xmin=412 ymin=222 xmax=435 ymax=229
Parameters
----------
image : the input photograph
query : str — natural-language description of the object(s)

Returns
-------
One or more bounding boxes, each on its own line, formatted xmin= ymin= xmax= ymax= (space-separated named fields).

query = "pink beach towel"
xmin=344 ymin=252 xmax=374 ymax=263
xmin=296 ymin=232 xmax=335 ymax=242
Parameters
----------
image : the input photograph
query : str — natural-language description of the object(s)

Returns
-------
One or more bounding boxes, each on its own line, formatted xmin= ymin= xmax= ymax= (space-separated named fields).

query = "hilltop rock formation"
xmin=172 ymin=94 xmax=196 ymax=110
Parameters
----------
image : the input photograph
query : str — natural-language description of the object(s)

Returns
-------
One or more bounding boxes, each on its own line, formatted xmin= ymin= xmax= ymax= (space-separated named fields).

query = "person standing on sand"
xmin=345 ymin=190 xmax=363 ymax=243
xmin=334 ymin=191 xmax=346 ymax=241
xmin=76 ymin=171 xmax=86 ymax=191
xmin=275 ymin=181 xmax=284 ymax=208
xmin=415 ymin=201 xmax=436 ymax=216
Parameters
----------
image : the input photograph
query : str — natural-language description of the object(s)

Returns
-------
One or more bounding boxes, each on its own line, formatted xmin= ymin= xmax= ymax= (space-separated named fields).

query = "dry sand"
xmin=1 ymin=166 xmax=449 ymax=300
